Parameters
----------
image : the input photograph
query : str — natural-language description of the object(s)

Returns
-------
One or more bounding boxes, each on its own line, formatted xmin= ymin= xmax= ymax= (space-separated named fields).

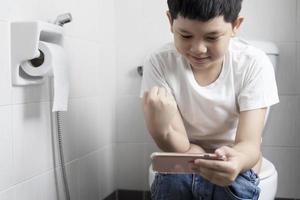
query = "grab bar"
xmin=137 ymin=66 xmax=143 ymax=76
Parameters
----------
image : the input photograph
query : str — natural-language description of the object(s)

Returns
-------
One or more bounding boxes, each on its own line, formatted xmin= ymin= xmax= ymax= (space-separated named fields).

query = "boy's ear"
xmin=232 ymin=16 xmax=244 ymax=36
xmin=166 ymin=11 xmax=174 ymax=33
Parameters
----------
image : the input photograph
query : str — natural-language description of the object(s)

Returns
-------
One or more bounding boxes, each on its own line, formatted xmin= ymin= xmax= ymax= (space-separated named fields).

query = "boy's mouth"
xmin=189 ymin=55 xmax=210 ymax=64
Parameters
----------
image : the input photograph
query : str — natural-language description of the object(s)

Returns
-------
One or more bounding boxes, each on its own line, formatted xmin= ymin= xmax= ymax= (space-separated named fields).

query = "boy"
xmin=140 ymin=0 xmax=279 ymax=199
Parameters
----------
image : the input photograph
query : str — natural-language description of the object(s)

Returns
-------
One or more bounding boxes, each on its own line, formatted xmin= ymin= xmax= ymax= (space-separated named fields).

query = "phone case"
xmin=151 ymin=152 xmax=225 ymax=173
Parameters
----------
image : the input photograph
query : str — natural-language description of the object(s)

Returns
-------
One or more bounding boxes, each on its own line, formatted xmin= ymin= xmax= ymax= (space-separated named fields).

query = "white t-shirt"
xmin=140 ymin=38 xmax=279 ymax=150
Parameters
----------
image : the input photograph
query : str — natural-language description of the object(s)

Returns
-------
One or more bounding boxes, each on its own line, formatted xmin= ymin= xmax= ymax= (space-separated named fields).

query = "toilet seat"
xmin=259 ymin=157 xmax=276 ymax=180
xmin=258 ymin=157 xmax=278 ymax=200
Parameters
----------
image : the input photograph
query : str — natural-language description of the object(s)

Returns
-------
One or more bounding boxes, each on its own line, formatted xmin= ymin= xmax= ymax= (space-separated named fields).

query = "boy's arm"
xmin=232 ymin=107 xmax=266 ymax=171
xmin=190 ymin=108 xmax=266 ymax=186
xmin=142 ymin=86 xmax=205 ymax=153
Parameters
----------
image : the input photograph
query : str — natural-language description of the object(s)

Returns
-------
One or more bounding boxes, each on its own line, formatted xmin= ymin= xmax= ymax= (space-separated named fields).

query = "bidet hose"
xmin=56 ymin=111 xmax=71 ymax=200
xmin=48 ymin=79 xmax=71 ymax=200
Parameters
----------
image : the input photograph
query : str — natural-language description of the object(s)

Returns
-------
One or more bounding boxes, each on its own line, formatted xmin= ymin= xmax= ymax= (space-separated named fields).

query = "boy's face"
xmin=167 ymin=13 xmax=243 ymax=72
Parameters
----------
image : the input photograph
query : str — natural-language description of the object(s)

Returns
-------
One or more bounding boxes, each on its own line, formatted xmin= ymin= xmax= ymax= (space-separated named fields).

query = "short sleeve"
xmin=238 ymin=54 xmax=279 ymax=111
xmin=139 ymin=55 xmax=172 ymax=98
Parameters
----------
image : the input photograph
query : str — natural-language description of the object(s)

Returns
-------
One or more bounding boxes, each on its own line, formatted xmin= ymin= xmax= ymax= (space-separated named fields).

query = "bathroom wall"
xmin=1 ymin=0 xmax=299 ymax=199
xmin=0 ymin=0 xmax=116 ymax=199
xmin=115 ymin=0 xmax=300 ymax=198
xmin=114 ymin=0 xmax=171 ymax=191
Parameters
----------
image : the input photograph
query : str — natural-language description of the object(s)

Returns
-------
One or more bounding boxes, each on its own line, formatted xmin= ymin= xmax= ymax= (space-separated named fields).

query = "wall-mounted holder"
xmin=10 ymin=21 xmax=63 ymax=86
xmin=137 ymin=65 xmax=143 ymax=76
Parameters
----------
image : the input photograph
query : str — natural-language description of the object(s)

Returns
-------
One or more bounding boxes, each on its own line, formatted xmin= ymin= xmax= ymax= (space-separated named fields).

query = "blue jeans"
xmin=151 ymin=170 xmax=260 ymax=200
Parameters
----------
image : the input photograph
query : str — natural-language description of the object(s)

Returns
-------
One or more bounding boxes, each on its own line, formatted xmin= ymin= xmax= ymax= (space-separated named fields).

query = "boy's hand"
xmin=191 ymin=146 xmax=243 ymax=187
xmin=143 ymin=86 xmax=178 ymax=133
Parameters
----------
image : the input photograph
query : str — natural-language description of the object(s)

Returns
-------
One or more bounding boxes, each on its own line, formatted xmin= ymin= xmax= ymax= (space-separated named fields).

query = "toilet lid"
xmin=259 ymin=157 xmax=277 ymax=180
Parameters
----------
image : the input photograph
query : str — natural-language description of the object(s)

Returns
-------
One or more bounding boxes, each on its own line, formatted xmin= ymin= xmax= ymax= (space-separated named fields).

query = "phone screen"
xmin=151 ymin=152 xmax=225 ymax=173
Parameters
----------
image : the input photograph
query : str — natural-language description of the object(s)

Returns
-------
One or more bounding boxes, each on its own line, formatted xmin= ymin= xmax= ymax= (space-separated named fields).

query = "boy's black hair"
xmin=167 ymin=0 xmax=243 ymax=23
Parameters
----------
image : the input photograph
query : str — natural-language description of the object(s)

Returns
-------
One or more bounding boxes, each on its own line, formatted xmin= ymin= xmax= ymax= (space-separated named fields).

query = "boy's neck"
xmin=191 ymin=60 xmax=223 ymax=87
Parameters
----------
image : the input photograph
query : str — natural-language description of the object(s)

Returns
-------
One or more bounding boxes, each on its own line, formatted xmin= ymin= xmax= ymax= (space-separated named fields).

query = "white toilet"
xmin=148 ymin=40 xmax=279 ymax=200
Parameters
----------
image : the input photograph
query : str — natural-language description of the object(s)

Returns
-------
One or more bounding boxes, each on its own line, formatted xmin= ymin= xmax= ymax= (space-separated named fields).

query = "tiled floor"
xmin=104 ymin=190 xmax=150 ymax=200
xmin=104 ymin=190 xmax=299 ymax=200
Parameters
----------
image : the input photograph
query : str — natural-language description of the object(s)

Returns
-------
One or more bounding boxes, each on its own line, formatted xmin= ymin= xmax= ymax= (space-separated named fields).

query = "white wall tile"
xmin=99 ymin=0 xmax=116 ymax=45
xmin=14 ymin=171 xmax=58 ymax=200
xmin=115 ymin=0 xmax=143 ymax=34
xmin=262 ymin=146 xmax=300 ymax=198
xmin=115 ymin=36 xmax=145 ymax=97
xmin=42 ymin=171 xmax=61 ymax=200
xmin=263 ymin=96 xmax=298 ymax=146
xmin=66 ymin=161 xmax=81 ymax=200
xmin=142 ymin=0 xmax=168 ymax=24
xmin=99 ymin=145 xmax=116 ymax=199
xmin=0 ymin=106 xmax=13 ymax=191
xmin=276 ymin=43 xmax=300 ymax=95
xmin=240 ymin=0 xmax=297 ymax=42
xmin=46 ymin=161 xmax=81 ymax=200
xmin=116 ymin=95 xmax=148 ymax=143
xmin=116 ymin=0 xmax=172 ymax=96
xmin=0 ymin=2 xmax=12 ymax=20
xmin=116 ymin=63 xmax=144 ymax=97
xmin=34 ymin=170 xmax=61 ymax=200
xmin=295 ymin=94 xmax=300 ymax=147
xmin=64 ymin=37 xmax=102 ymax=99
xmin=144 ymin=142 xmax=160 ymax=190
xmin=98 ymin=45 xmax=116 ymax=97
xmin=298 ymin=42 xmax=300 ymax=79
xmin=295 ymin=148 xmax=300 ymax=197
xmin=64 ymin=37 xmax=116 ymax=99
xmin=11 ymin=82 xmax=51 ymax=105
xmin=144 ymin=142 xmax=160 ymax=167
xmin=52 ymin=0 xmax=102 ymax=42
xmin=297 ymin=1 xmax=300 ymax=42
xmin=12 ymin=102 xmax=53 ymax=183
xmin=61 ymin=97 xmax=113 ymax=162
xmin=78 ymin=151 xmax=102 ymax=200
xmin=141 ymin=0 xmax=173 ymax=53
xmin=0 ymin=188 xmax=16 ymax=200
xmin=10 ymin=0 xmax=56 ymax=22
xmin=116 ymin=143 xmax=148 ymax=190
xmin=14 ymin=174 xmax=46 ymax=200
xmin=0 ymin=21 xmax=12 ymax=106
xmin=98 ymin=94 xmax=116 ymax=145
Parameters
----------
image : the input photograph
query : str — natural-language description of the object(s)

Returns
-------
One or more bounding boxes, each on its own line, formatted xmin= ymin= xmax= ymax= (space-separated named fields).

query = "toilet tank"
xmin=247 ymin=40 xmax=279 ymax=126
xmin=248 ymin=40 xmax=279 ymax=73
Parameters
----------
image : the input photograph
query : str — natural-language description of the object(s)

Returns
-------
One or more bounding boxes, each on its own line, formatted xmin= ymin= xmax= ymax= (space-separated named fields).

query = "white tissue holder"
xmin=10 ymin=21 xmax=64 ymax=86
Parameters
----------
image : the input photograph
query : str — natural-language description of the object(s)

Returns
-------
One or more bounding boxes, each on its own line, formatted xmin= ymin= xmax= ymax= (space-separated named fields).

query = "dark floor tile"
xmin=103 ymin=190 xmax=300 ymax=200
xmin=118 ymin=190 xmax=143 ymax=200
xmin=144 ymin=191 xmax=151 ymax=200
xmin=103 ymin=191 xmax=117 ymax=200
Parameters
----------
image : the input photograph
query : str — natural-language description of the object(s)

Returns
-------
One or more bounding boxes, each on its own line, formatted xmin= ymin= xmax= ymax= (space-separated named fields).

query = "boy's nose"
xmin=190 ymin=41 xmax=207 ymax=54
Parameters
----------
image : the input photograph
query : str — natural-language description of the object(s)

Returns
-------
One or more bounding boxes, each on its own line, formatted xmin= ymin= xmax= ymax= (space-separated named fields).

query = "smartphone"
xmin=151 ymin=152 xmax=225 ymax=173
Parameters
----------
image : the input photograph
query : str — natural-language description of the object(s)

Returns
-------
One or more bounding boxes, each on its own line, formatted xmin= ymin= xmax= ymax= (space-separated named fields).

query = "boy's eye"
xmin=180 ymin=34 xmax=192 ymax=39
xmin=206 ymin=36 xmax=220 ymax=41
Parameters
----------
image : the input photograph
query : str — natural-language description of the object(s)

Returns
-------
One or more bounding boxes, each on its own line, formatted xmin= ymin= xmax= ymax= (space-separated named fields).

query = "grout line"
xmin=0 ymin=143 xmax=115 ymax=194
xmin=262 ymin=145 xmax=300 ymax=149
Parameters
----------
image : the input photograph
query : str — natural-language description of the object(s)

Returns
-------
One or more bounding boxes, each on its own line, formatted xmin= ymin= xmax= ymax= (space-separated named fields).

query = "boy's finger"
xmin=157 ymin=87 xmax=166 ymax=97
xmin=215 ymin=146 xmax=234 ymax=158
xmin=149 ymin=86 xmax=159 ymax=98
xmin=143 ymin=91 xmax=149 ymax=102
xmin=193 ymin=159 xmax=230 ymax=173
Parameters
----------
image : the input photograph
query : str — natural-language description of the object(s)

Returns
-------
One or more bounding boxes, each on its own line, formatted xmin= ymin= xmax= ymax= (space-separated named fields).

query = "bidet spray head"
xmin=54 ymin=13 xmax=72 ymax=26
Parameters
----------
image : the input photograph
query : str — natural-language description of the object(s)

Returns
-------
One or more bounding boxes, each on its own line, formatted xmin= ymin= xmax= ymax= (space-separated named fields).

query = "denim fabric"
xmin=151 ymin=169 xmax=260 ymax=200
